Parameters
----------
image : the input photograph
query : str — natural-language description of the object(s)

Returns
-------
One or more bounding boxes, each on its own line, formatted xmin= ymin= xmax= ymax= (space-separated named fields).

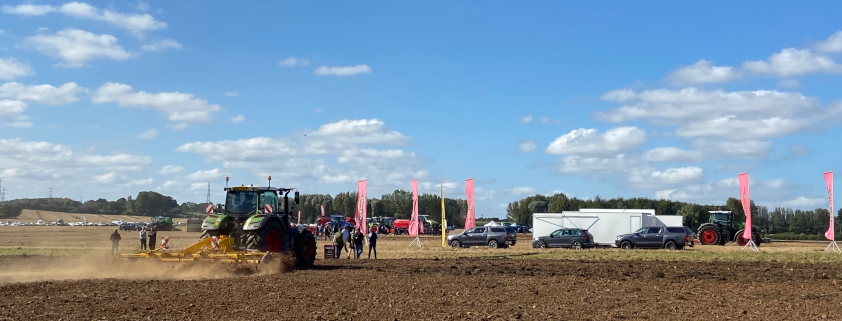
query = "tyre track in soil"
xmin=1 ymin=257 xmax=841 ymax=320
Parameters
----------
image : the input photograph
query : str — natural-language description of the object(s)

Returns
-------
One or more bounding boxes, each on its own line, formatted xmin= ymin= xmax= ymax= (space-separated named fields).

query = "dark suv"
xmin=532 ymin=228 xmax=595 ymax=249
xmin=448 ymin=226 xmax=516 ymax=249
xmin=615 ymin=226 xmax=692 ymax=250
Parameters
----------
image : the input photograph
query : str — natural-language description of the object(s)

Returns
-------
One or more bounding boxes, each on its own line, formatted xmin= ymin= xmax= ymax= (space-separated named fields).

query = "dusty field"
xmin=10 ymin=209 xmax=189 ymax=224
xmin=2 ymin=227 xmax=842 ymax=320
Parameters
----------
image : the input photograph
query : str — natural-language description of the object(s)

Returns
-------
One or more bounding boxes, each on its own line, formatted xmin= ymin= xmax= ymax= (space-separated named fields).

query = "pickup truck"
xmin=615 ymin=226 xmax=693 ymax=250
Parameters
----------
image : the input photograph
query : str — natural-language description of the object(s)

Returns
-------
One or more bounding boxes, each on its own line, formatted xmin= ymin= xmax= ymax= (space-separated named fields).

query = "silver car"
xmin=448 ymin=226 xmax=514 ymax=249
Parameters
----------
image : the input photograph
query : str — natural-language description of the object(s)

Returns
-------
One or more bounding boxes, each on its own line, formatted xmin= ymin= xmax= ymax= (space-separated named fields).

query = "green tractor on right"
xmin=697 ymin=210 xmax=769 ymax=246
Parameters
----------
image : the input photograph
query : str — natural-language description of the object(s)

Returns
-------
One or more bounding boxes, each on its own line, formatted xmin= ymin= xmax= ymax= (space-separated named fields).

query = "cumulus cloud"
xmin=644 ymin=147 xmax=704 ymax=162
xmin=511 ymin=186 xmax=536 ymax=195
xmin=0 ymin=82 xmax=84 ymax=105
xmin=92 ymin=82 xmax=221 ymax=124
xmin=517 ymin=141 xmax=537 ymax=153
xmin=690 ymin=139 xmax=772 ymax=159
xmin=136 ymin=128 xmax=157 ymax=139
xmin=519 ymin=116 xmax=533 ymax=123
xmin=224 ymin=91 xmax=239 ymax=97
xmin=5 ymin=2 xmax=166 ymax=37
xmin=545 ymin=127 xmax=645 ymax=156
xmin=125 ymin=178 xmax=153 ymax=187
xmin=314 ymin=64 xmax=371 ymax=76
xmin=158 ymin=165 xmax=183 ymax=174
xmin=92 ymin=172 xmax=116 ymax=183
xmin=816 ymin=31 xmax=842 ymax=53
xmin=140 ymin=39 xmax=181 ymax=52
xmin=665 ymin=59 xmax=740 ymax=86
xmin=556 ymin=155 xmax=630 ymax=174
xmin=26 ymin=28 xmax=131 ymax=67
xmin=780 ymin=196 xmax=825 ymax=208
xmin=229 ymin=114 xmax=244 ymax=123
xmin=0 ymin=100 xmax=26 ymax=117
xmin=0 ymin=58 xmax=33 ymax=80
xmin=742 ymin=48 xmax=842 ymax=77
xmin=627 ymin=166 xmax=704 ymax=190
xmin=278 ymin=56 xmax=309 ymax=67
xmin=186 ymin=168 xmax=225 ymax=181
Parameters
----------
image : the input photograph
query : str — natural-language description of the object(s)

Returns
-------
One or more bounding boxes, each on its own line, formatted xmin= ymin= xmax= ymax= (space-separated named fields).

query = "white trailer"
xmin=654 ymin=215 xmax=683 ymax=227
xmin=579 ymin=208 xmax=684 ymax=227
xmin=532 ymin=211 xmax=660 ymax=247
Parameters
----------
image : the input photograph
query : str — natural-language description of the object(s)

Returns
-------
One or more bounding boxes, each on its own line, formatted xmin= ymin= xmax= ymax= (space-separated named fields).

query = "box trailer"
xmin=532 ymin=211 xmax=660 ymax=247
xmin=654 ymin=215 xmax=683 ymax=227
xmin=579 ymin=209 xmax=684 ymax=227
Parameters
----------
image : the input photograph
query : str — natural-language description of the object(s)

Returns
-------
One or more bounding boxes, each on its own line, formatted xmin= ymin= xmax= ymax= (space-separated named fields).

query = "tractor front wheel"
xmin=295 ymin=230 xmax=317 ymax=267
xmin=735 ymin=229 xmax=749 ymax=246
xmin=698 ymin=225 xmax=720 ymax=245
xmin=199 ymin=229 xmax=220 ymax=240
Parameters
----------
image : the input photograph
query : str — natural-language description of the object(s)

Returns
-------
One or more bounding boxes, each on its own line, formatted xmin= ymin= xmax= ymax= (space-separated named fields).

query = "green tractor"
xmin=199 ymin=179 xmax=316 ymax=267
xmin=149 ymin=216 xmax=179 ymax=231
xmin=697 ymin=210 xmax=767 ymax=246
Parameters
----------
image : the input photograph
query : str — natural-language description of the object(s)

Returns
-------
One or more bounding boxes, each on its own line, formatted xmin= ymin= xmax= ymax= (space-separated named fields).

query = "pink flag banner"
xmin=321 ymin=205 xmax=325 ymax=217
xmin=825 ymin=171 xmax=835 ymax=241
xmin=356 ymin=180 xmax=367 ymax=230
xmin=297 ymin=211 xmax=301 ymax=225
xmin=739 ymin=173 xmax=751 ymax=240
xmin=410 ymin=179 xmax=419 ymax=237
xmin=465 ymin=179 xmax=475 ymax=230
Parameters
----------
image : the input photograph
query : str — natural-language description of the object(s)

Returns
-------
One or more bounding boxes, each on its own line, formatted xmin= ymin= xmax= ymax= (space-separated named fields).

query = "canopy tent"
xmin=484 ymin=221 xmax=500 ymax=226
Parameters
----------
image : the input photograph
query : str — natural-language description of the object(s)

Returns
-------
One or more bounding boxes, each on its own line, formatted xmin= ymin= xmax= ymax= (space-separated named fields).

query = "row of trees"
xmin=0 ymin=203 xmax=22 ymax=219
xmin=3 ymin=191 xmax=190 ymax=218
xmin=296 ymin=190 xmax=467 ymax=225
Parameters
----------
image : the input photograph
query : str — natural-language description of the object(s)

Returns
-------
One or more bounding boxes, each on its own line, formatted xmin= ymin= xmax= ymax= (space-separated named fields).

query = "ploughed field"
xmin=2 ymin=226 xmax=842 ymax=320
xmin=1 ymin=256 xmax=841 ymax=320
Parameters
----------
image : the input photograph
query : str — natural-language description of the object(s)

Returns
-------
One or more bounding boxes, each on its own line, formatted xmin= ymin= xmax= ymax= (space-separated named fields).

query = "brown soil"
xmin=0 ymin=256 xmax=840 ymax=320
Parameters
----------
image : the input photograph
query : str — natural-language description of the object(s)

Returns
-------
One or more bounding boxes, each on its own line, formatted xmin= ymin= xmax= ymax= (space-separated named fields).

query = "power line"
xmin=206 ymin=182 xmax=212 ymax=204
xmin=49 ymin=187 xmax=53 ymax=201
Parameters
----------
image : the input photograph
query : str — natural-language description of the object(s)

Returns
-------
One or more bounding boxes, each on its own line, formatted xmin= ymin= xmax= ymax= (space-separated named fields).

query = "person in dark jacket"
xmin=148 ymin=227 xmax=157 ymax=250
xmin=368 ymin=227 xmax=378 ymax=259
xmin=353 ymin=228 xmax=365 ymax=259
xmin=110 ymin=229 xmax=121 ymax=257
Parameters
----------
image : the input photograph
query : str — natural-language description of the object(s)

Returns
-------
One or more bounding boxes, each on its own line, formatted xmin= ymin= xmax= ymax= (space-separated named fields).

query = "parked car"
xmin=119 ymin=222 xmax=140 ymax=231
xmin=447 ymin=226 xmax=515 ymax=249
xmin=515 ymin=225 xmax=531 ymax=233
xmin=532 ymin=228 xmax=595 ymax=249
xmin=615 ymin=226 xmax=692 ymax=250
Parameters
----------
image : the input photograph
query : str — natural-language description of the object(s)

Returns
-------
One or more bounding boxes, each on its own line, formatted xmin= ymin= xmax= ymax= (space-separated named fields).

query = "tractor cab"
xmin=222 ymin=185 xmax=297 ymax=217
xmin=708 ymin=211 xmax=733 ymax=225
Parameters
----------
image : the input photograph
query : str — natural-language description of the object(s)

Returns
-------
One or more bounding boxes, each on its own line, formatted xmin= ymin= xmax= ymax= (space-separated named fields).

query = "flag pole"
xmin=441 ymin=173 xmax=446 ymax=248
xmin=824 ymin=171 xmax=840 ymax=253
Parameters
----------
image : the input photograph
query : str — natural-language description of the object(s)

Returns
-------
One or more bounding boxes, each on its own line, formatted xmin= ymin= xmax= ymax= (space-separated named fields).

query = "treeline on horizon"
xmin=2 ymin=190 xmax=839 ymax=239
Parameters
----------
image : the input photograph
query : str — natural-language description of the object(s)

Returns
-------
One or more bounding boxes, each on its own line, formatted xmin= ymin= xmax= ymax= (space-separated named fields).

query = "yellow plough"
xmin=120 ymin=236 xmax=279 ymax=264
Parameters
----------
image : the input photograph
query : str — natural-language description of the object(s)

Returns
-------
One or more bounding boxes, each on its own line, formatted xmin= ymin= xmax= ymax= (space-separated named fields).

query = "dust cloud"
xmin=0 ymin=256 xmax=284 ymax=284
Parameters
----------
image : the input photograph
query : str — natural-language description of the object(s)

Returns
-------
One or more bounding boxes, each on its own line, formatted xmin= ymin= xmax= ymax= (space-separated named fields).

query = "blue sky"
xmin=0 ymin=1 xmax=840 ymax=218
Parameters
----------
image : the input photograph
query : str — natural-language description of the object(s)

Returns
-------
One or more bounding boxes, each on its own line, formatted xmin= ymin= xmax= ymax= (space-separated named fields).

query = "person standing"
xmin=353 ymin=228 xmax=364 ymax=259
xmin=148 ymin=227 xmax=157 ymax=250
xmin=332 ymin=227 xmax=345 ymax=258
xmin=139 ymin=227 xmax=147 ymax=251
xmin=342 ymin=226 xmax=352 ymax=259
xmin=368 ymin=227 xmax=378 ymax=259
xmin=110 ymin=229 xmax=121 ymax=257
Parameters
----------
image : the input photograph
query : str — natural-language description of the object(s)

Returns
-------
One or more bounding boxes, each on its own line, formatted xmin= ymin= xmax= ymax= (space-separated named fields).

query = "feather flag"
xmin=825 ymin=171 xmax=834 ymax=241
xmin=739 ymin=173 xmax=751 ymax=241
xmin=465 ymin=178 xmax=475 ymax=229
xmin=410 ymin=179 xmax=419 ymax=237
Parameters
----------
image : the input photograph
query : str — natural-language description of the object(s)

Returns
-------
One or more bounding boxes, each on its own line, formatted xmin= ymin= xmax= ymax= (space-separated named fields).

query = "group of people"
xmin=109 ymin=226 xmax=158 ymax=257
xmin=332 ymin=225 xmax=378 ymax=259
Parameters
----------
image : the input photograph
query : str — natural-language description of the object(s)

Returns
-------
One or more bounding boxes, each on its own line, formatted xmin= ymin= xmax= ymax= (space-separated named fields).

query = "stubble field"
xmin=1 ymin=226 xmax=841 ymax=320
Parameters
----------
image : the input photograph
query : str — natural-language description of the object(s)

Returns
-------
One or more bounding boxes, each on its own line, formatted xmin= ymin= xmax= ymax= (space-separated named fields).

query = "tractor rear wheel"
xmin=698 ymin=225 xmax=720 ymax=245
xmin=735 ymin=229 xmax=749 ymax=246
xmin=246 ymin=219 xmax=284 ymax=252
xmin=295 ymin=230 xmax=317 ymax=267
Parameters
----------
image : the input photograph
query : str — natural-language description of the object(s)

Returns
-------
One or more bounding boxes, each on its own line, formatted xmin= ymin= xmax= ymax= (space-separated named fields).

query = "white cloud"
xmin=815 ymin=31 xmax=842 ymax=53
xmin=601 ymin=88 xmax=636 ymax=102
xmin=665 ymin=59 xmax=740 ymax=86
xmin=224 ymin=91 xmax=239 ymax=97
xmin=125 ymin=178 xmax=153 ymax=187
xmin=539 ymin=117 xmax=560 ymax=124
xmin=519 ymin=116 xmax=533 ymax=123
xmin=596 ymin=88 xmax=816 ymax=123
xmin=517 ymin=141 xmax=537 ymax=153
xmin=162 ymin=180 xmax=177 ymax=188
xmin=0 ymin=82 xmax=84 ymax=105
xmin=674 ymin=110 xmax=842 ymax=140
xmin=545 ymin=127 xmax=645 ymax=156
xmin=781 ymin=197 xmax=825 ymax=208
xmin=186 ymin=168 xmax=225 ymax=181
xmin=556 ymin=155 xmax=630 ymax=174
xmin=59 ymin=2 xmax=165 ymax=37
xmin=511 ymin=186 xmax=536 ymax=195
xmin=314 ymin=64 xmax=371 ymax=76
xmin=310 ymin=118 xmax=410 ymax=146
xmin=26 ymin=28 xmax=131 ymax=67
xmin=777 ymin=79 xmax=799 ymax=88
xmin=158 ymin=165 xmax=183 ymax=174
xmin=140 ymin=39 xmax=181 ymax=52
xmin=0 ymin=58 xmax=33 ymax=80
xmin=2 ymin=4 xmax=56 ymax=16
xmin=136 ymin=2 xmax=150 ymax=12
xmin=627 ymin=167 xmax=704 ymax=189
xmin=92 ymin=82 xmax=221 ymax=124
xmin=742 ymin=48 xmax=842 ymax=77
xmin=78 ymin=154 xmax=152 ymax=170
xmin=278 ymin=56 xmax=310 ymax=67
xmin=0 ymin=100 xmax=26 ymax=117
xmin=4 ymin=115 xmax=32 ymax=128
xmin=136 ymin=128 xmax=157 ymax=139
xmin=690 ymin=139 xmax=771 ymax=159
xmin=644 ymin=147 xmax=704 ymax=162
xmin=92 ymin=172 xmax=116 ymax=183
xmin=229 ymin=114 xmax=244 ymax=123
